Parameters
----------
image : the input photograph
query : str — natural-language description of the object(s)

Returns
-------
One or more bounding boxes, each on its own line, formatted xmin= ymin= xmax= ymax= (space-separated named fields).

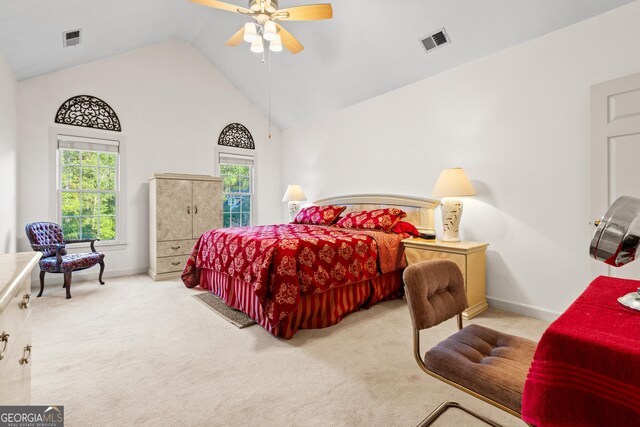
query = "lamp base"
xmin=441 ymin=197 xmax=463 ymax=242
xmin=618 ymin=290 xmax=640 ymax=312
xmin=288 ymin=201 xmax=301 ymax=222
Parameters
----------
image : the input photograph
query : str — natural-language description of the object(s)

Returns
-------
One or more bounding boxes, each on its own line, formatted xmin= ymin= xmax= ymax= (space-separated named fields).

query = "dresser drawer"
xmin=157 ymin=240 xmax=197 ymax=257
xmin=0 ymin=320 xmax=31 ymax=405
xmin=157 ymin=255 xmax=190 ymax=274
xmin=0 ymin=276 xmax=31 ymax=376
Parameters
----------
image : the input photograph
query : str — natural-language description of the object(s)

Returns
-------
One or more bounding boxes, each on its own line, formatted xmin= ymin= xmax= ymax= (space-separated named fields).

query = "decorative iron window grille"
xmin=55 ymin=95 xmax=122 ymax=132
xmin=218 ymin=123 xmax=255 ymax=150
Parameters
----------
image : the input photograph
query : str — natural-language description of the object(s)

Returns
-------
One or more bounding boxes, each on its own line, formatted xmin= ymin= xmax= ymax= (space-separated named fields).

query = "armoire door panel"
xmin=192 ymin=180 xmax=222 ymax=238
xmin=156 ymin=179 xmax=192 ymax=241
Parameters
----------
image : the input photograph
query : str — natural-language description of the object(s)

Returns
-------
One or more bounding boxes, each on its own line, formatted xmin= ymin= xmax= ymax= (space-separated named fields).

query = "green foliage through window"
xmin=220 ymin=163 xmax=253 ymax=228
xmin=60 ymin=148 xmax=118 ymax=240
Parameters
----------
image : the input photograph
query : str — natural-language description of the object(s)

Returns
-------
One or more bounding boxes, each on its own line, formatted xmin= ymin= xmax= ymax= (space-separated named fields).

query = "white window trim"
xmin=48 ymin=126 xmax=127 ymax=251
xmin=214 ymin=146 xmax=257 ymax=227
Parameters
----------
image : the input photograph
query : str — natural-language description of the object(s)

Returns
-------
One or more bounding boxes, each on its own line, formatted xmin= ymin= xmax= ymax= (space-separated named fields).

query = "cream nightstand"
xmin=402 ymin=238 xmax=489 ymax=319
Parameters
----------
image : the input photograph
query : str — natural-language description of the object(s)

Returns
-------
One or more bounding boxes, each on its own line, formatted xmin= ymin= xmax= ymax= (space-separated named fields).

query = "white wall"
xmin=281 ymin=1 xmax=640 ymax=319
xmin=0 ymin=51 xmax=17 ymax=254
xmin=17 ymin=40 xmax=281 ymax=281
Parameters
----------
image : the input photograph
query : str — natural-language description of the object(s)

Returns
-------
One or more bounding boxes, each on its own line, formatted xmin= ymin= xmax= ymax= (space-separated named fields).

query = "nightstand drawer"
xmin=404 ymin=249 xmax=467 ymax=283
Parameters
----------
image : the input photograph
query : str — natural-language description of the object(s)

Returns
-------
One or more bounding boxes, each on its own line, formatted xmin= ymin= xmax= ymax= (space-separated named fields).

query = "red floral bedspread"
xmin=182 ymin=224 xmax=406 ymax=327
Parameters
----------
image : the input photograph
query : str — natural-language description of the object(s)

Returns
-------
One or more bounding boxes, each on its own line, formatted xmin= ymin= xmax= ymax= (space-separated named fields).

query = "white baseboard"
xmin=30 ymin=266 xmax=148 ymax=289
xmin=487 ymin=296 xmax=561 ymax=322
xmin=29 ymin=267 xmax=562 ymax=323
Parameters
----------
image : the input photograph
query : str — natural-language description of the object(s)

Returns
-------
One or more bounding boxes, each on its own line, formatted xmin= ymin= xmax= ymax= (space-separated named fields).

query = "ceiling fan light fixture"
xmin=263 ymin=20 xmax=277 ymax=41
xmin=250 ymin=36 xmax=264 ymax=53
xmin=244 ymin=22 xmax=258 ymax=43
xmin=269 ymin=34 xmax=283 ymax=52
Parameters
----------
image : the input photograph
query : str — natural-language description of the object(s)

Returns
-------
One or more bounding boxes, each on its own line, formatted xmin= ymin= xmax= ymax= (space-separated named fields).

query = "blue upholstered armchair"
xmin=25 ymin=222 xmax=105 ymax=299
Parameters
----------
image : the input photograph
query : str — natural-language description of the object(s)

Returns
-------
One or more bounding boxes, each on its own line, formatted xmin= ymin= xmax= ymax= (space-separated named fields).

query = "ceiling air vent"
xmin=63 ymin=29 xmax=81 ymax=48
xmin=420 ymin=28 xmax=450 ymax=53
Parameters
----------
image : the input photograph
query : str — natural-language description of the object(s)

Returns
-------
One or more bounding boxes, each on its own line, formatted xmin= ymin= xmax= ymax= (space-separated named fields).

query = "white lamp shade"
xmin=282 ymin=185 xmax=307 ymax=202
xmin=243 ymin=22 xmax=257 ymax=43
xmin=269 ymin=34 xmax=283 ymax=52
xmin=263 ymin=20 xmax=277 ymax=41
xmin=250 ymin=36 xmax=264 ymax=53
xmin=432 ymin=168 xmax=476 ymax=197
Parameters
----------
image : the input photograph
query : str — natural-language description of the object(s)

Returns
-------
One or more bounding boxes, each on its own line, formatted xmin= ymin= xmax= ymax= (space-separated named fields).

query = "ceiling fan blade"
xmin=276 ymin=24 xmax=304 ymax=54
xmin=190 ymin=0 xmax=252 ymax=15
xmin=225 ymin=27 xmax=245 ymax=47
xmin=276 ymin=4 xmax=333 ymax=21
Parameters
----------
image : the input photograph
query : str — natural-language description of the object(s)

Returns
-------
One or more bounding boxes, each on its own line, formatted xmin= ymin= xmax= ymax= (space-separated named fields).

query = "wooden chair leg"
xmin=98 ymin=261 xmax=105 ymax=285
xmin=64 ymin=271 xmax=72 ymax=299
xmin=37 ymin=271 xmax=45 ymax=297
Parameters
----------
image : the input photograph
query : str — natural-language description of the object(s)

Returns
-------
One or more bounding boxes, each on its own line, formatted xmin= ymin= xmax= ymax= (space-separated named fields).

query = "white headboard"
xmin=313 ymin=194 xmax=439 ymax=234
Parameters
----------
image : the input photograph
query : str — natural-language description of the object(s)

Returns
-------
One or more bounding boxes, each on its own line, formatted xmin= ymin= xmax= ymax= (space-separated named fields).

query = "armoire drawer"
xmin=157 ymin=255 xmax=190 ymax=274
xmin=157 ymin=240 xmax=197 ymax=257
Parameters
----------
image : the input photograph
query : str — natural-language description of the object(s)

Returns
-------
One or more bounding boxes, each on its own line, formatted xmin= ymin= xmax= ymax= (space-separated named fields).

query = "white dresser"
xmin=0 ymin=252 xmax=39 ymax=405
xmin=148 ymin=173 xmax=223 ymax=280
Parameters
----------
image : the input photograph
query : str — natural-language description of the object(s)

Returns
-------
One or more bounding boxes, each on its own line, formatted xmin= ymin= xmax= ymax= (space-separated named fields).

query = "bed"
xmin=182 ymin=194 xmax=438 ymax=338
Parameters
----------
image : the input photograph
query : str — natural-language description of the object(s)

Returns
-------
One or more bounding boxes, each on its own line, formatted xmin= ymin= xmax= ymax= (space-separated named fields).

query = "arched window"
xmin=55 ymin=95 xmax=121 ymax=132
xmin=54 ymin=95 xmax=123 ymax=243
xmin=218 ymin=123 xmax=255 ymax=150
xmin=216 ymin=123 xmax=255 ymax=228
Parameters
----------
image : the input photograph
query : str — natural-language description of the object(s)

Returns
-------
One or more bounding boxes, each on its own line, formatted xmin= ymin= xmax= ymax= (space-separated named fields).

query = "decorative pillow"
xmin=335 ymin=208 xmax=407 ymax=232
xmin=391 ymin=221 xmax=420 ymax=237
xmin=293 ymin=205 xmax=347 ymax=225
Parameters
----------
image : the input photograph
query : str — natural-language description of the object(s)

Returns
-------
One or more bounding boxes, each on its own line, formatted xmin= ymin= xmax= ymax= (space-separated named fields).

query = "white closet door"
xmin=156 ymin=179 xmax=192 ymax=241
xmin=591 ymin=71 xmax=640 ymax=279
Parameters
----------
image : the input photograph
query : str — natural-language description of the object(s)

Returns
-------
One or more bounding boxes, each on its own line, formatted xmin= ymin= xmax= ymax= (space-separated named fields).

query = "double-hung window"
xmin=217 ymin=152 xmax=254 ymax=228
xmin=57 ymin=135 xmax=121 ymax=242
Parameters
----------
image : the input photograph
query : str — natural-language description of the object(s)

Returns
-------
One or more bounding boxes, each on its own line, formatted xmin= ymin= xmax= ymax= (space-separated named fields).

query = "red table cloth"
xmin=522 ymin=276 xmax=640 ymax=426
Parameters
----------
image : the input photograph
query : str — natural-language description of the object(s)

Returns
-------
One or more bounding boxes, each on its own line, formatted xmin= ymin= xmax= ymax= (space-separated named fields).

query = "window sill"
xmin=66 ymin=241 xmax=127 ymax=252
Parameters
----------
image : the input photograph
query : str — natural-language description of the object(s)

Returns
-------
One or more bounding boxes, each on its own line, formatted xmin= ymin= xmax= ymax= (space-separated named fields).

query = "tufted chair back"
xmin=403 ymin=259 xmax=468 ymax=330
xmin=25 ymin=222 xmax=68 ymax=258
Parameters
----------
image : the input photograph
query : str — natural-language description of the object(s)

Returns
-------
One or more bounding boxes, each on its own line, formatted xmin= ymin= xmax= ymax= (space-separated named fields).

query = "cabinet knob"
xmin=0 ymin=332 xmax=9 ymax=360
xmin=19 ymin=345 xmax=32 ymax=365
xmin=171 ymin=245 xmax=181 ymax=251
xmin=171 ymin=261 xmax=181 ymax=266
xmin=195 ymin=205 xmax=198 ymax=214
xmin=187 ymin=205 xmax=191 ymax=214
xmin=19 ymin=293 xmax=31 ymax=310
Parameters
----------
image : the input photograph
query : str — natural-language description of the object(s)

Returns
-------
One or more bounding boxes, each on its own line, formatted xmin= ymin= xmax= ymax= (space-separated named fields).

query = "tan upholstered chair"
xmin=403 ymin=259 xmax=537 ymax=426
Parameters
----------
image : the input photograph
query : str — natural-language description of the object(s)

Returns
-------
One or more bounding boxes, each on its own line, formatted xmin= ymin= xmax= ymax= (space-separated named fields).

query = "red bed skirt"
xmin=198 ymin=269 xmax=403 ymax=339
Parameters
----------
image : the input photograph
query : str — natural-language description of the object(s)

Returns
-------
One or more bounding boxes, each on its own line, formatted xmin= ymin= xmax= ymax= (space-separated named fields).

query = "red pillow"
xmin=335 ymin=208 xmax=407 ymax=232
xmin=293 ymin=205 xmax=346 ymax=225
xmin=391 ymin=221 xmax=420 ymax=237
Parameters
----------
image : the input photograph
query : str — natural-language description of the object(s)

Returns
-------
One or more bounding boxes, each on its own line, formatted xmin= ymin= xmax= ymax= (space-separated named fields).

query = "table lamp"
xmin=590 ymin=195 xmax=640 ymax=311
xmin=431 ymin=168 xmax=476 ymax=242
xmin=282 ymin=184 xmax=307 ymax=221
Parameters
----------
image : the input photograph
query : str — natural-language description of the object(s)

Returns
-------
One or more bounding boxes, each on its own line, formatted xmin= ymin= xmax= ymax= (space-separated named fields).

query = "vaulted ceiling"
xmin=0 ymin=0 xmax=635 ymax=129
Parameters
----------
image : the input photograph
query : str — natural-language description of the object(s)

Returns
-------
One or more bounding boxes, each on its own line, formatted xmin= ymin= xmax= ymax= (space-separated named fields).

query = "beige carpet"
xmin=31 ymin=274 xmax=548 ymax=426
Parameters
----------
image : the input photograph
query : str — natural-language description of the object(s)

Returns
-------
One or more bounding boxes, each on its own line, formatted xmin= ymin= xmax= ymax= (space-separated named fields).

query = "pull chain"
xmin=268 ymin=48 xmax=272 ymax=139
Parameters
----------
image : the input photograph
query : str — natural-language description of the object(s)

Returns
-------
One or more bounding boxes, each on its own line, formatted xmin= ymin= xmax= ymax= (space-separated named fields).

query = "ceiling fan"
xmin=191 ymin=0 xmax=333 ymax=54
